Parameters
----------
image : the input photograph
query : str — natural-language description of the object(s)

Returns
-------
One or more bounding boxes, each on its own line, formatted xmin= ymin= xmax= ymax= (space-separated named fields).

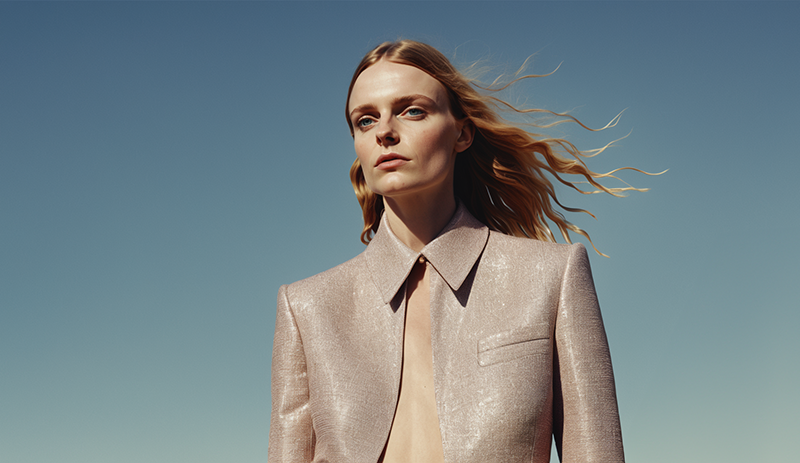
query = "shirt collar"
xmin=365 ymin=202 xmax=490 ymax=304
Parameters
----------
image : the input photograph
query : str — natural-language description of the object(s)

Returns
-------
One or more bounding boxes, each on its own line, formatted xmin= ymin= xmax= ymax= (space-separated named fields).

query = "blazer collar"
xmin=365 ymin=202 xmax=490 ymax=304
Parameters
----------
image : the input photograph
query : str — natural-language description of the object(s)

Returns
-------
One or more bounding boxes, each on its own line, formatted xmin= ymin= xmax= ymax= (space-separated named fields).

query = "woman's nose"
xmin=376 ymin=119 xmax=399 ymax=146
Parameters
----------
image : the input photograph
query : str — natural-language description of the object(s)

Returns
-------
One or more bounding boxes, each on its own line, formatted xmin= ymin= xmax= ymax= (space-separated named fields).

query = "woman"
xmin=269 ymin=40 xmax=638 ymax=463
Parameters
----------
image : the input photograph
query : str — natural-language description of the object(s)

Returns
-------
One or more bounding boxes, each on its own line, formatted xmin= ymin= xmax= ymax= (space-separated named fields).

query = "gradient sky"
xmin=1 ymin=2 xmax=798 ymax=462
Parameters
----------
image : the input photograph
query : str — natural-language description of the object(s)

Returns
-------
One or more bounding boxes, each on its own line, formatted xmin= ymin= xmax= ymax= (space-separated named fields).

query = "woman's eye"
xmin=357 ymin=118 xmax=375 ymax=128
xmin=406 ymin=108 xmax=424 ymax=117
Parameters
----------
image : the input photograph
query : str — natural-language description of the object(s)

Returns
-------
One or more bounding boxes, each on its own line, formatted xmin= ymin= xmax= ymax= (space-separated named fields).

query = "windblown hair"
xmin=346 ymin=40 xmax=653 ymax=255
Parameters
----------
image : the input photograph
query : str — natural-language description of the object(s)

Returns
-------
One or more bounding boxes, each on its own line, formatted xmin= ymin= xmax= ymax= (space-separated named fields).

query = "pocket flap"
xmin=477 ymin=325 xmax=550 ymax=367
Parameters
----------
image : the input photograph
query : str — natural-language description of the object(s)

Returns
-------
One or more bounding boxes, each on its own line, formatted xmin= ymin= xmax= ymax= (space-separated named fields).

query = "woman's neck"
xmin=383 ymin=193 xmax=457 ymax=253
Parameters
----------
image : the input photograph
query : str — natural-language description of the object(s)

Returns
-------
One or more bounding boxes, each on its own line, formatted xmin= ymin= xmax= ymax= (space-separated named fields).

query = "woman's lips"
xmin=375 ymin=153 xmax=409 ymax=170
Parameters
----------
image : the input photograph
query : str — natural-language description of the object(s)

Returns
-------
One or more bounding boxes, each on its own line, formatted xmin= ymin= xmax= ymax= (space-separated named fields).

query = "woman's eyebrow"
xmin=349 ymin=94 xmax=437 ymax=119
xmin=392 ymin=94 xmax=437 ymax=107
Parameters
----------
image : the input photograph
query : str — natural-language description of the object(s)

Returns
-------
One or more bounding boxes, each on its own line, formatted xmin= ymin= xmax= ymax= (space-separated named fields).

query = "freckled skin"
xmin=348 ymin=60 xmax=469 ymax=206
xmin=348 ymin=60 xmax=474 ymax=252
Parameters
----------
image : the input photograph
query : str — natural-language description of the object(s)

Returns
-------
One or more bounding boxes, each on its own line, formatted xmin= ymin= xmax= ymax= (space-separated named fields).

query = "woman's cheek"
xmin=355 ymin=141 xmax=371 ymax=171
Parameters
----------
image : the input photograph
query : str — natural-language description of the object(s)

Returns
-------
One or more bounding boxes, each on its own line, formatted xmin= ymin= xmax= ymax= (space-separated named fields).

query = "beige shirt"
xmin=269 ymin=204 xmax=624 ymax=462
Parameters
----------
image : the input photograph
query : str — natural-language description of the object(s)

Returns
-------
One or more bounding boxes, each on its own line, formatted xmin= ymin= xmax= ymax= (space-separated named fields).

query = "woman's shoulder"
xmin=484 ymin=230 xmax=592 ymax=277
xmin=280 ymin=250 xmax=368 ymax=301
xmin=487 ymin=230 xmax=584 ymax=258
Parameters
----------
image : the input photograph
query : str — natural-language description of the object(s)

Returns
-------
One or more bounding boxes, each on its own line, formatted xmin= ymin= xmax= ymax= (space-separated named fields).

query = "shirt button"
xmin=418 ymin=255 xmax=427 ymax=264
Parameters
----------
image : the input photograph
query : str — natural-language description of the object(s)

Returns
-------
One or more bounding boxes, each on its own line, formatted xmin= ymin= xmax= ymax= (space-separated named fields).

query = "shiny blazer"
xmin=269 ymin=204 xmax=624 ymax=463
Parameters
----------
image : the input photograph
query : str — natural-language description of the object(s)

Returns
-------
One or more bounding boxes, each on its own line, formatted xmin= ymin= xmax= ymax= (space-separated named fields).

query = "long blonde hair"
xmin=346 ymin=40 xmax=653 ymax=255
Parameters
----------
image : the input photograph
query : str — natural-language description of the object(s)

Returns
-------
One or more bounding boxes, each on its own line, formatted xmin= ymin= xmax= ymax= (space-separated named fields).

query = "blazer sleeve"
xmin=552 ymin=244 xmax=625 ymax=463
xmin=268 ymin=284 xmax=314 ymax=462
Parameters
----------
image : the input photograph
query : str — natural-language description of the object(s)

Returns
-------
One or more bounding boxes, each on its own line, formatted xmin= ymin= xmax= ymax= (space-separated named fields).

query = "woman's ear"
xmin=455 ymin=119 xmax=475 ymax=153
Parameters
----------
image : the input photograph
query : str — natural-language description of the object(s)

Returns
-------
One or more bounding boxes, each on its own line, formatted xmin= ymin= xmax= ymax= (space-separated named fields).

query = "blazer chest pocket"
xmin=477 ymin=324 xmax=550 ymax=367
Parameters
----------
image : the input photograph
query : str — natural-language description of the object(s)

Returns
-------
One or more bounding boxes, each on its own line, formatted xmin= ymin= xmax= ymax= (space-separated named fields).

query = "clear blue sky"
xmin=1 ymin=2 xmax=798 ymax=462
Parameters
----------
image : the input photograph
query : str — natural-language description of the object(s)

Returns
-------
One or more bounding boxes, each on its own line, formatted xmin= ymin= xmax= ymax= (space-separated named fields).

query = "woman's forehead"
xmin=349 ymin=60 xmax=448 ymax=108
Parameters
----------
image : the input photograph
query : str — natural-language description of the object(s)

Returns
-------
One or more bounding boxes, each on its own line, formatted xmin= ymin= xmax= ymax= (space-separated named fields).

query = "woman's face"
xmin=348 ymin=60 xmax=472 ymax=202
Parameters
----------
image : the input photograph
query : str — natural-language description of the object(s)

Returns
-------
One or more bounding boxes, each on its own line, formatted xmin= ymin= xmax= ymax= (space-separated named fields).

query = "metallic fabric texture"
xmin=269 ymin=203 xmax=624 ymax=462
